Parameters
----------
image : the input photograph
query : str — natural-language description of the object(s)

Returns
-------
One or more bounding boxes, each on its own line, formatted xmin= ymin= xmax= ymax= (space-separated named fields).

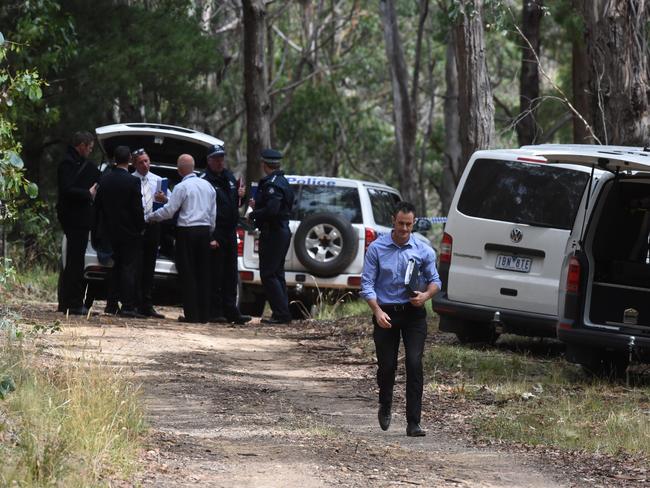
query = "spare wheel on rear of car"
xmin=294 ymin=212 xmax=358 ymax=277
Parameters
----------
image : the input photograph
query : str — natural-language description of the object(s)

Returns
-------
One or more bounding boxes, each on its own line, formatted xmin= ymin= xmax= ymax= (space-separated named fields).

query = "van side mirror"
xmin=414 ymin=218 xmax=432 ymax=233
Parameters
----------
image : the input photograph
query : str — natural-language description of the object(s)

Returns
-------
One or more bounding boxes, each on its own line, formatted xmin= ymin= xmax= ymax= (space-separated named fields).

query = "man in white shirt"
xmin=131 ymin=148 xmax=168 ymax=319
xmin=146 ymin=154 xmax=216 ymax=323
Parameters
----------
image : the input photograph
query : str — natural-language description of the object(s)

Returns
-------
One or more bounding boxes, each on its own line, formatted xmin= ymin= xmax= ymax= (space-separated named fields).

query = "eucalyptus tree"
xmin=580 ymin=0 xmax=650 ymax=145
xmin=517 ymin=0 xmax=543 ymax=145
xmin=452 ymin=0 xmax=495 ymax=172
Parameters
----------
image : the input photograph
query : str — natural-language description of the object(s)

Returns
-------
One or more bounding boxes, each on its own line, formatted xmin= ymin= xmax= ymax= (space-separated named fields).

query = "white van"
xmin=434 ymin=144 xmax=650 ymax=373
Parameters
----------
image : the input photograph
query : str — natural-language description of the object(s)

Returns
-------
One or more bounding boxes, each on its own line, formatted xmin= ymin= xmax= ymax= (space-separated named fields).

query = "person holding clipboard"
xmin=360 ymin=201 xmax=441 ymax=437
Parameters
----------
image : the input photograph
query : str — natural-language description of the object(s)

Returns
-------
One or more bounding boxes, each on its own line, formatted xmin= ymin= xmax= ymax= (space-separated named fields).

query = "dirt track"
xmin=18 ymin=301 xmax=621 ymax=487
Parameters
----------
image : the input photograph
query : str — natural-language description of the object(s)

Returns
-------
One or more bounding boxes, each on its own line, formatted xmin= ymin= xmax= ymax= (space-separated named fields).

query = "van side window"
xmin=457 ymin=159 xmax=590 ymax=230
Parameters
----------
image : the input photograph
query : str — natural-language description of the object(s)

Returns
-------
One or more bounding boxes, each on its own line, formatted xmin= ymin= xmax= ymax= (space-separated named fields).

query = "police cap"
xmin=261 ymin=148 xmax=282 ymax=166
xmin=207 ymin=144 xmax=226 ymax=158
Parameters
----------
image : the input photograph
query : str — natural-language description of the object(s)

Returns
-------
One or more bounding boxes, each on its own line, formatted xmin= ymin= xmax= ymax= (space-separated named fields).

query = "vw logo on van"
xmin=510 ymin=228 xmax=523 ymax=243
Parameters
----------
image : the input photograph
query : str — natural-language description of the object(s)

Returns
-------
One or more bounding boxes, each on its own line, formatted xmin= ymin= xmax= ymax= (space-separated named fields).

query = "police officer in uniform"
xmin=201 ymin=144 xmax=250 ymax=324
xmin=248 ymin=149 xmax=294 ymax=324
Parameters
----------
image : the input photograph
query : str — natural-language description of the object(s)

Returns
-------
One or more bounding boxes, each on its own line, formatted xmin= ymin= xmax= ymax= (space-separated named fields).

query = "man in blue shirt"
xmin=360 ymin=201 xmax=441 ymax=437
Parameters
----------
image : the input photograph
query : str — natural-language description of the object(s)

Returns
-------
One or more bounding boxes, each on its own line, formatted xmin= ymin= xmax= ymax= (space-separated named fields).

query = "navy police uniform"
xmin=201 ymin=144 xmax=248 ymax=322
xmin=250 ymin=149 xmax=294 ymax=322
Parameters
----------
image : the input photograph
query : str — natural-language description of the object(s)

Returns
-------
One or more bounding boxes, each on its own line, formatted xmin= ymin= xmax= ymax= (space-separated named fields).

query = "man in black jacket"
xmin=57 ymin=131 xmax=101 ymax=315
xmin=201 ymin=144 xmax=251 ymax=324
xmin=94 ymin=146 xmax=145 ymax=317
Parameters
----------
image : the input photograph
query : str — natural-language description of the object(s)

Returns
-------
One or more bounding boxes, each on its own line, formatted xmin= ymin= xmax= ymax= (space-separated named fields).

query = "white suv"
xmin=237 ymin=176 xmax=431 ymax=318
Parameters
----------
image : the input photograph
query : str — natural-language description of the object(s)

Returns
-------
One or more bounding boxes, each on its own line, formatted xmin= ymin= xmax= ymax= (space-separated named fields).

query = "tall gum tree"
xmin=453 ymin=0 xmax=495 ymax=171
xmin=243 ymin=0 xmax=271 ymax=184
xmin=581 ymin=0 xmax=650 ymax=145
xmin=379 ymin=0 xmax=428 ymax=210
xmin=517 ymin=0 xmax=543 ymax=146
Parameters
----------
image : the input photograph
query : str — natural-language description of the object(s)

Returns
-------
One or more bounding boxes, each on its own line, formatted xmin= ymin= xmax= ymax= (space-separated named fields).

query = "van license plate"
xmin=495 ymin=254 xmax=532 ymax=273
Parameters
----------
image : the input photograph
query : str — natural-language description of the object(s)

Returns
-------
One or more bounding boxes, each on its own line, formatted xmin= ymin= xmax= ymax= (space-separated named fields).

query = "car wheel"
xmin=237 ymin=283 xmax=266 ymax=317
xmin=455 ymin=320 xmax=499 ymax=344
xmin=294 ymin=212 xmax=358 ymax=278
xmin=580 ymin=352 xmax=629 ymax=379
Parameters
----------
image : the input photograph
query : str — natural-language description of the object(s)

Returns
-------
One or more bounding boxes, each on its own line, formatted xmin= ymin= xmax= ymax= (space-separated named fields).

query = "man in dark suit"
xmin=94 ymin=145 xmax=145 ymax=317
xmin=57 ymin=131 xmax=101 ymax=315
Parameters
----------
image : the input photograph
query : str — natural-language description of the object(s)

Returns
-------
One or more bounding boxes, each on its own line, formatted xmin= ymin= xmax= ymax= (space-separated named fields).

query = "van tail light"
xmin=566 ymin=256 xmax=581 ymax=294
xmin=440 ymin=233 xmax=453 ymax=264
xmin=236 ymin=228 xmax=245 ymax=257
xmin=364 ymin=228 xmax=377 ymax=253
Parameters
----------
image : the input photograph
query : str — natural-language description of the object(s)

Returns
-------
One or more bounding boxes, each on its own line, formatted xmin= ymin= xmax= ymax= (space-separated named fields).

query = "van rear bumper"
xmin=432 ymin=292 xmax=557 ymax=337
xmin=558 ymin=326 xmax=650 ymax=356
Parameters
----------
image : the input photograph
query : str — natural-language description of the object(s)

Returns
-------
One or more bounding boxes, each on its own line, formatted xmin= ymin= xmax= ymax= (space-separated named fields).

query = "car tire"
xmin=454 ymin=320 xmax=499 ymax=344
xmin=294 ymin=212 xmax=358 ymax=278
xmin=579 ymin=352 xmax=629 ymax=379
xmin=238 ymin=283 xmax=266 ymax=317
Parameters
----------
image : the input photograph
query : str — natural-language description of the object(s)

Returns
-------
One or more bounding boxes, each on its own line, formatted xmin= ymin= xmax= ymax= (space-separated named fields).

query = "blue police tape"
xmin=420 ymin=216 xmax=448 ymax=224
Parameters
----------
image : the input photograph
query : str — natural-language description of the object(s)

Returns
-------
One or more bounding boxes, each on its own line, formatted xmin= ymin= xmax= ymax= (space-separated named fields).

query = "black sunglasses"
xmin=131 ymin=148 xmax=146 ymax=156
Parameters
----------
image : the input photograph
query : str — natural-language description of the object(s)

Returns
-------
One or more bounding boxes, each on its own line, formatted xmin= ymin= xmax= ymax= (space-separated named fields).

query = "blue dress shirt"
xmin=360 ymin=232 xmax=442 ymax=305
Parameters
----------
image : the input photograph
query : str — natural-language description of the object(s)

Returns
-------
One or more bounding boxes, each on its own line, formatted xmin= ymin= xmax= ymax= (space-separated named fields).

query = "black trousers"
xmin=258 ymin=226 xmax=291 ymax=321
xmin=175 ymin=226 xmax=211 ymax=323
xmin=209 ymin=231 xmax=239 ymax=318
xmin=107 ymin=237 xmax=141 ymax=311
xmin=373 ymin=304 xmax=427 ymax=424
xmin=59 ymin=227 xmax=89 ymax=310
xmin=136 ymin=222 xmax=161 ymax=312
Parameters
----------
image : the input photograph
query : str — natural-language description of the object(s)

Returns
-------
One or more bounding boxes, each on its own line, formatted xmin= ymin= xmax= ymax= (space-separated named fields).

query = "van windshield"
xmin=291 ymin=184 xmax=362 ymax=223
xmin=457 ymin=159 xmax=590 ymax=230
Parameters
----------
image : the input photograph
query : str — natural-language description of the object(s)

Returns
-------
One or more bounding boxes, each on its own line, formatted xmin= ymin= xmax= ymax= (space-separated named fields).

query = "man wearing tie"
xmin=132 ymin=148 xmax=167 ymax=319
xmin=94 ymin=146 xmax=145 ymax=318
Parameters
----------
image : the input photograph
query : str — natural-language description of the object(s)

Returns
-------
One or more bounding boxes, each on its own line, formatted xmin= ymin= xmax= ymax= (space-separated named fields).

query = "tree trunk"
xmin=572 ymin=36 xmax=593 ymax=143
xmin=454 ymin=0 xmax=495 ymax=168
xmin=242 ymin=0 xmax=271 ymax=185
xmin=517 ymin=0 xmax=543 ymax=146
xmin=379 ymin=0 xmax=420 ymax=208
xmin=581 ymin=0 xmax=650 ymax=145
xmin=441 ymin=39 xmax=462 ymax=216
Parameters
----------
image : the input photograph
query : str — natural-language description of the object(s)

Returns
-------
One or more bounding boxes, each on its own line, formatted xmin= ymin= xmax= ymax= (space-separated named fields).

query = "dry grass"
xmin=425 ymin=334 xmax=650 ymax=457
xmin=0 ymin=312 xmax=145 ymax=487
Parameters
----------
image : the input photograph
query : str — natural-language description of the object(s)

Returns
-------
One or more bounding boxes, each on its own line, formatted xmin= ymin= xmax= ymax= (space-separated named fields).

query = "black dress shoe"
xmin=140 ymin=307 xmax=165 ymax=319
xmin=118 ymin=309 xmax=146 ymax=319
xmin=378 ymin=403 xmax=392 ymax=431
xmin=67 ymin=306 xmax=89 ymax=316
xmin=178 ymin=315 xmax=197 ymax=323
xmin=228 ymin=314 xmax=252 ymax=325
xmin=406 ymin=423 xmax=426 ymax=437
xmin=208 ymin=316 xmax=228 ymax=323
xmin=261 ymin=317 xmax=291 ymax=325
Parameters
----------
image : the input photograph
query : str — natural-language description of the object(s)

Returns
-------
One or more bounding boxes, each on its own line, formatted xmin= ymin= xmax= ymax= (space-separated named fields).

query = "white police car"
xmin=237 ymin=175 xmax=432 ymax=318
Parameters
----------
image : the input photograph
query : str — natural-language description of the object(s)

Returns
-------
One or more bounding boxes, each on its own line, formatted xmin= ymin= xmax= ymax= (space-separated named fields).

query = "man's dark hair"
xmin=114 ymin=146 xmax=131 ymax=165
xmin=71 ymin=131 xmax=94 ymax=147
xmin=393 ymin=201 xmax=416 ymax=217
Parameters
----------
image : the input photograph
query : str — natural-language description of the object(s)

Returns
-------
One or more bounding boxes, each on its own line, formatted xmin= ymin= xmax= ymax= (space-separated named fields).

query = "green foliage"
xmin=0 ymin=32 xmax=41 ymax=225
